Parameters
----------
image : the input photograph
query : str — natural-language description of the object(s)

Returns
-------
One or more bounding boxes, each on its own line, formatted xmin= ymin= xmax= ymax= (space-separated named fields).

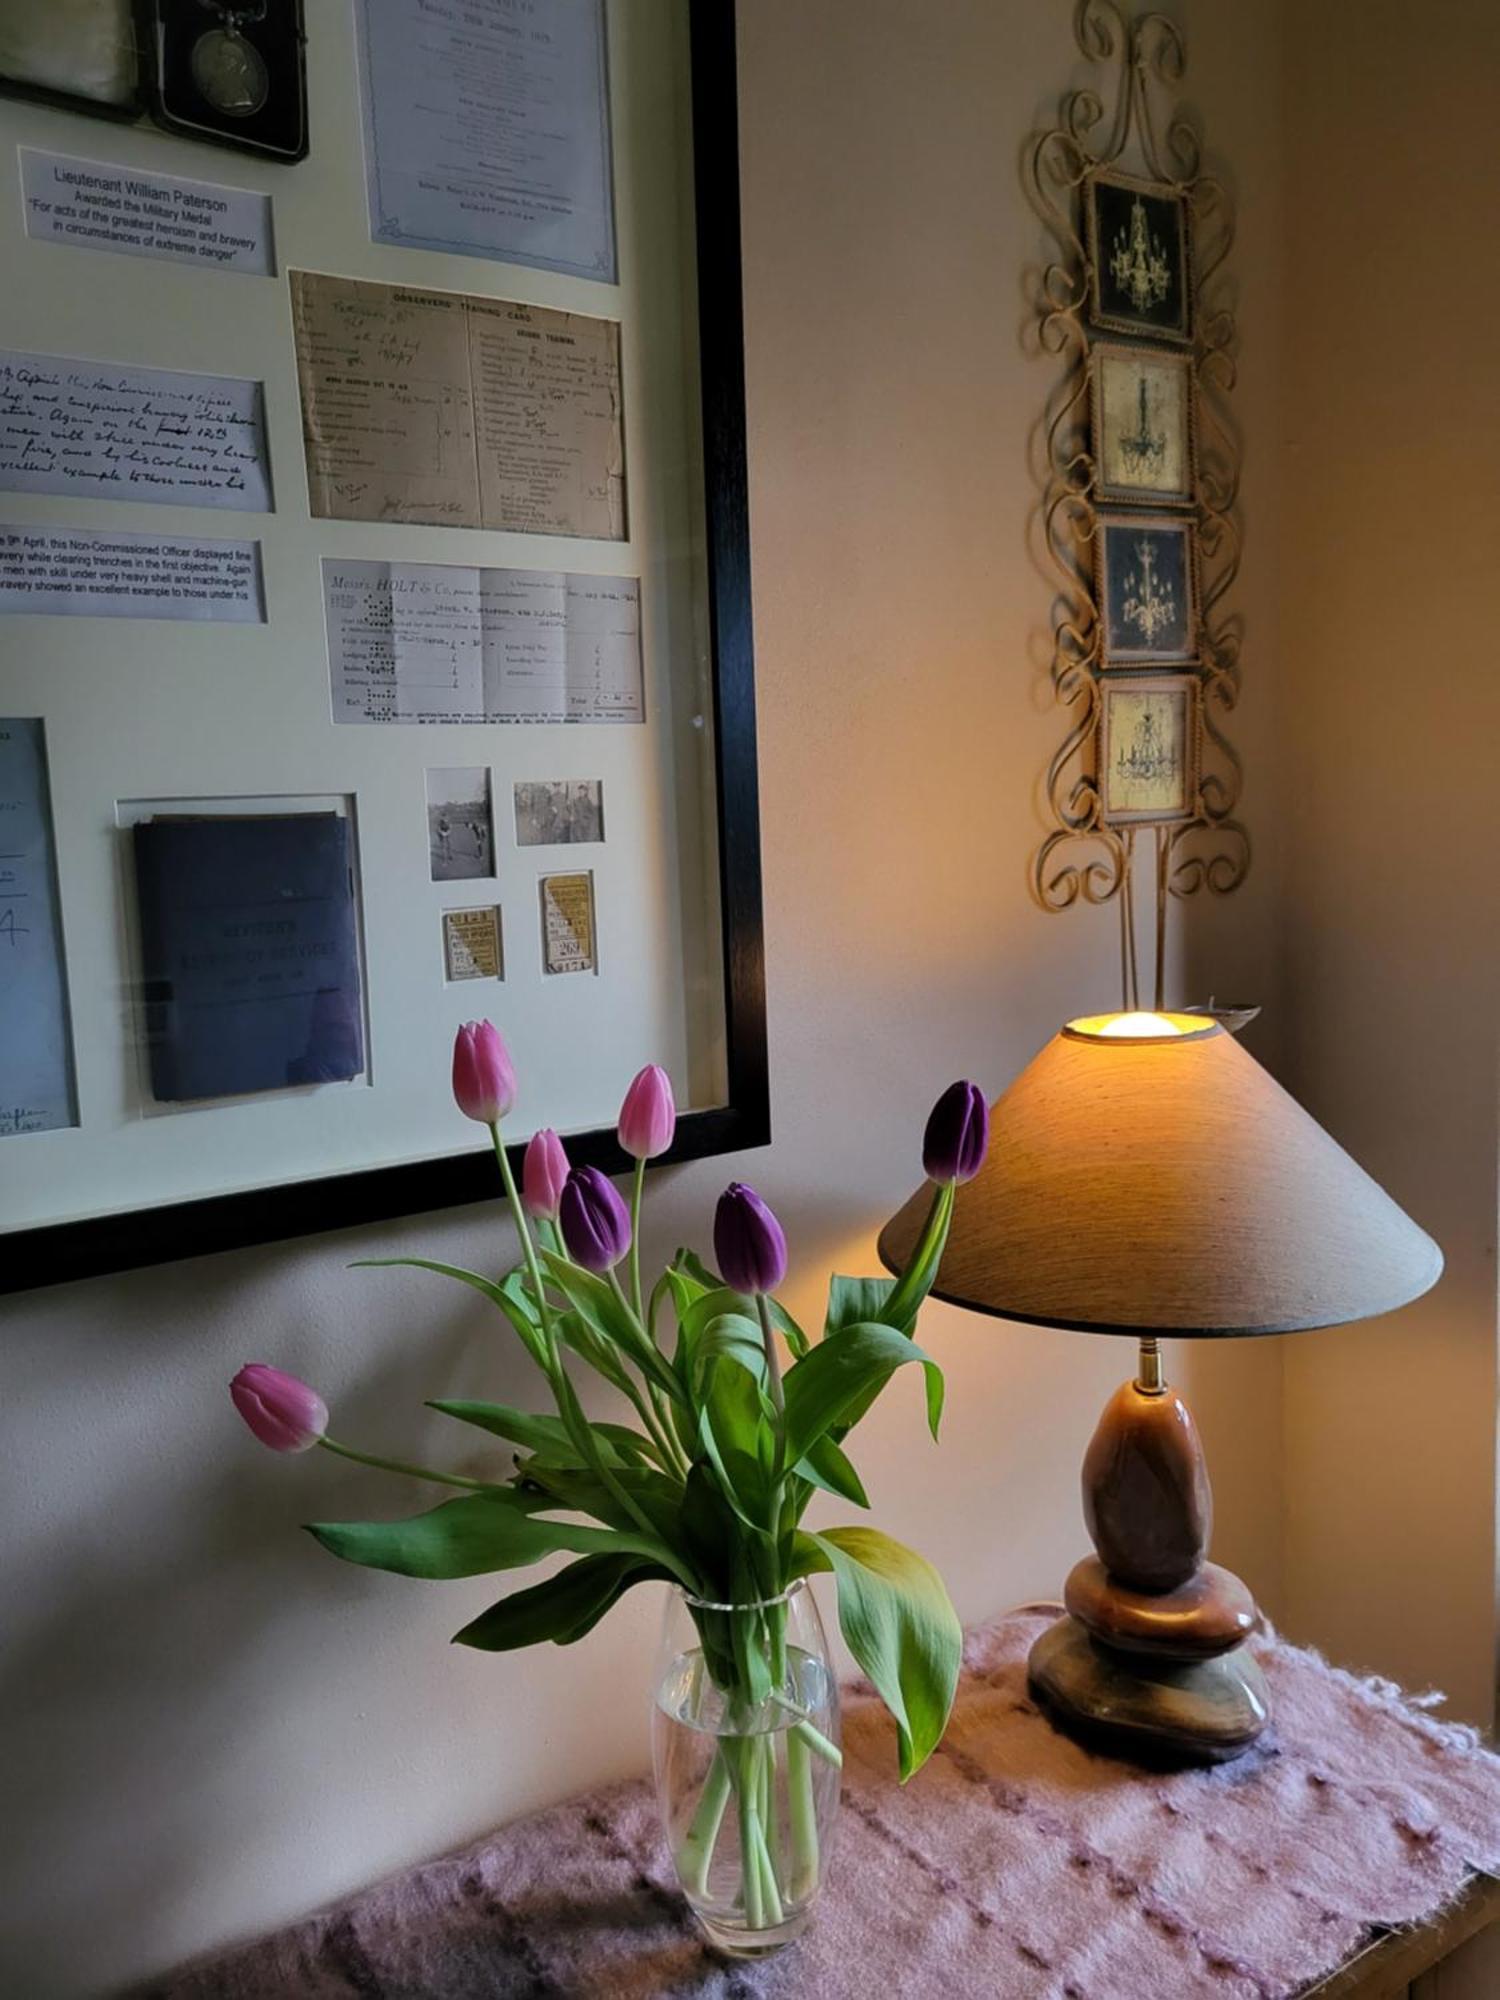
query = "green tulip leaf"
xmin=540 ymin=1250 xmax=682 ymax=1404
xmin=697 ymin=1356 xmax=777 ymax=1533
xmin=692 ymin=1311 xmax=768 ymax=1392
xmin=825 ymin=1274 xmax=900 ymax=1337
xmin=782 ymin=1322 xmax=944 ymax=1467
xmin=796 ymin=1525 xmax=961 ymax=1780
xmin=353 ymin=1257 xmax=548 ymax=1366
xmin=428 ymin=1401 xmax=653 ymax=1469
xmin=671 ymin=1247 xmax=722 ymax=1292
xmin=796 ymin=1433 xmax=871 ymax=1508
xmin=513 ymin=1461 xmax=685 ymax=1544
xmin=453 ymin=1552 xmax=669 ymax=1651
xmin=306 ymin=1491 xmax=669 ymax=1580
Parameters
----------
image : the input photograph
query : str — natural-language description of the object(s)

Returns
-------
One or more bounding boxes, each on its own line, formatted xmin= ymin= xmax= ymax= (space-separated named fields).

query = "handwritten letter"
xmin=0 ymin=350 xmax=271 ymax=512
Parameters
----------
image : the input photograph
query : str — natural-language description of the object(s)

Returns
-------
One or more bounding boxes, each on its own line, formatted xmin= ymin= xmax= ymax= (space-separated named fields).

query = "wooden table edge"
xmin=1297 ymin=1870 xmax=1500 ymax=1998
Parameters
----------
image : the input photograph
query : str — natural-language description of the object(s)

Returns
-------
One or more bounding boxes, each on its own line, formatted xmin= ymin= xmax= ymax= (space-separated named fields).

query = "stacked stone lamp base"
xmin=1028 ymin=1353 xmax=1270 ymax=1764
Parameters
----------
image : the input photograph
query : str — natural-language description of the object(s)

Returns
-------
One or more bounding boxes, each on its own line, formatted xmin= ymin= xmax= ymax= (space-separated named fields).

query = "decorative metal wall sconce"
xmin=1027 ymin=1 xmax=1247 ymax=1009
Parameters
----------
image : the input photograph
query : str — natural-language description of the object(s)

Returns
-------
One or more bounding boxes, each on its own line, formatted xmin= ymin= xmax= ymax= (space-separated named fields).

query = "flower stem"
xmin=767 ymin=1692 xmax=843 ymax=1767
xmin=628 ymin=1155 xmax=646 ymax=1322
xmin=880 ymin=1180 xmax=954 ymax=1331
xmin=786 ymin=1725 xmax=820 ymax=1901
xmin=677 ymin=1747 xmax=733 ymax=1898
xmin=491 ymin=1126 xmax=555 ymax=1347
xmin=737 ymin=1751 xmax=765 ymax=1930
xmin=317 ymin=1437 xmax=495 ymax=1492
xmin=490 ymin=1126 xmax=672 ymax=1557
xmin=755 ymin=1294 xmax=785 ymax=1418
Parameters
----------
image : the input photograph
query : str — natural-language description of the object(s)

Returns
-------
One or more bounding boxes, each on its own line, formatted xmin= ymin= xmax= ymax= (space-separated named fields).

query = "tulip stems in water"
xmin=767 ymin=1695 xmax=843 ymax=1767
xmin=677 ymin=1747 xmax=733 ymax=1898
xmin=786 ymin=1727 xmax=820 ymax=1901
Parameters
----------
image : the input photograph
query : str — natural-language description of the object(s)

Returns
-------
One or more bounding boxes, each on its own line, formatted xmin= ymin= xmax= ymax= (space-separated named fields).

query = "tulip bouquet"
xmin=232 ymin=1023 xmax=988 ymax=1952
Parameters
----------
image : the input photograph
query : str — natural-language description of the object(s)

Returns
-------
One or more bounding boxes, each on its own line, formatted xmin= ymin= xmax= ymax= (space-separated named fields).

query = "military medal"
xmin=189 ymin=0 xmax=269 ymax=118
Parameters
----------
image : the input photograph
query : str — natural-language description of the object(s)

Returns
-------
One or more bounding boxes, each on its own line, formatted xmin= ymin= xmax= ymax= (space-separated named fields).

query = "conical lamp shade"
xmin=879 ymin=1014 xmax=1443 ymax=1335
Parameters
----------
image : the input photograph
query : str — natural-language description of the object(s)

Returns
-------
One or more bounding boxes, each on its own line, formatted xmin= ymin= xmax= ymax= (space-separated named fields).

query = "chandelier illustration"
xmin=1118 ymin=374 xmax=1166 ymax=476
xmin=1116 ymin=705 xmax=1180 ymax=785
xmin=1111 ymin=194 xmax=1171 ymax=311
xmin=1120 ymin=537 xmax=1177 ymax=645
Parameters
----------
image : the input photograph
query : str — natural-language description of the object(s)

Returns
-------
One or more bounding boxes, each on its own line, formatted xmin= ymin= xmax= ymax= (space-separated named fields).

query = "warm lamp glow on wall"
xmin=879 ymin=1011 xmax=1443 ymax=1763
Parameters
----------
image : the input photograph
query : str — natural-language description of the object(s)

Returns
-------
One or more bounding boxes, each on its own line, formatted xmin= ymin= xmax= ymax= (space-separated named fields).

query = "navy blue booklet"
xmin=132 ymin=814 xmax=364 ymax=1103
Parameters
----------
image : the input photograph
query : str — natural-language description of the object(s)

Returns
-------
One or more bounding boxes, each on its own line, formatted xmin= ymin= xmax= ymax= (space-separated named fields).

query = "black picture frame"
xmin=0 ymin=1 xmax=144 ymax=124
xmin=1085 ymin=167 xmax=1192 ymax=343
xmin=137 ymin=0 xmax=310 ymax=164
xmin=2 ymin=2 xmax=767 ymax=1296
xmin=1095 ymin=511 xmax=1200 ymax=666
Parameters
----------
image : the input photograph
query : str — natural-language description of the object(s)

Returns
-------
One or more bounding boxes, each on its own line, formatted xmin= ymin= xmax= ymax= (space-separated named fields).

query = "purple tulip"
xmin=922 ymin=1080 xmax=990 ymax=1185
xmin=231 ymin=1364 xmax=328 ymax=1454
xmin=523 ymin=1128 xmax=569 ymax=1219
xmin=452 ymin=1021 xmax=517 ymax=1125
xmin=617 ymin=1063 xmax=676 ymax=1160
xmin=713 ymin=1183 xmax=787 ymax=1296
xmin=559 ymin=1165 xmax=632 ymax=1273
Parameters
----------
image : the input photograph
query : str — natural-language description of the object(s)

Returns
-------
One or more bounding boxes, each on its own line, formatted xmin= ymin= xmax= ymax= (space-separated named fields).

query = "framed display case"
xmin=0 ymin=1 xmax=767 ymax=1292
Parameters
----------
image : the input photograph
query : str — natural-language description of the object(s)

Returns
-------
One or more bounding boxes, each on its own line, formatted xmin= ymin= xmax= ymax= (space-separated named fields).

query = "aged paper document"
xmin=323 ymin=559 xmax=642 ymax=724
xmin=357 ymin=0 xmax=615 ymax=281
xmin=442 ymin=906 xmax=503 ymax=982
xmin=0 ymin=349 xmax=271 ymax=511
xmin=540 ymin=870 xmax=595 ymax=975
xmin=291 ymin=271 xmax=624 ymax=538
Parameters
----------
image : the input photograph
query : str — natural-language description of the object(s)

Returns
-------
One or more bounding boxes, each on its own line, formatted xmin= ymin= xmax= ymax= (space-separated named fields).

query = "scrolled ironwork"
xmin=1026 ymin=2 xmax=1249 ymax=958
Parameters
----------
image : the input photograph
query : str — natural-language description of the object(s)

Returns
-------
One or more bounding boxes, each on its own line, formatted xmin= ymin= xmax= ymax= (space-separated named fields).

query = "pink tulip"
xmin=452 ymin=1021 xmax=517 ymax=1125
xmin=523 ymin=1127 xmax=569 ymax=1218
xmin=231 ymin=1364 xmax=328 ymax=1453
xmin=618 ymin=1063 xmax=676 ymax=1160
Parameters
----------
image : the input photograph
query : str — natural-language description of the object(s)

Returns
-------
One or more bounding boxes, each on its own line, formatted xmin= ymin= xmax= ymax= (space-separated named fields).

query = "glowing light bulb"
xmin=1065 ymin=1010 xmax=1214 ymax=1042
xmin=1096 ymin=1011 xmax=1185 ymax=1038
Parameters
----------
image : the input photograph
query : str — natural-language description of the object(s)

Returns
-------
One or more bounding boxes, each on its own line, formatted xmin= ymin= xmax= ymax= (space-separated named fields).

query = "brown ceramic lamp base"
xmin=1027 ymin=1340 xmax=1270 ymax=1765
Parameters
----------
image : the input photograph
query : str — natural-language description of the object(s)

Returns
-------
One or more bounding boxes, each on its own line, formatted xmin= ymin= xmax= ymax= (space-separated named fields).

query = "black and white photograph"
xmin=514 ymin=778 xmax=605 ymax=848
xmin=426 ymin=766 xmax=494 ymax=883
xmin=1096 ymin=514 xmax=1198 ymax=665
xmin=1085 ymin=168 xmax=1191 ymax=342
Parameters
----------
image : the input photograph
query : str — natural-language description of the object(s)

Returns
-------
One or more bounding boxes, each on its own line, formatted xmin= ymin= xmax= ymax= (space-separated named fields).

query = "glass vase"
xmin=651 ymin=1580 xmax=842 ymax=1956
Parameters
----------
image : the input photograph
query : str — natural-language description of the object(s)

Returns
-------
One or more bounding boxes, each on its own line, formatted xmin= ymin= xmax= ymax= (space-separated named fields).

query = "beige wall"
xmin=1273 ymin=0 xmax=1500 ymax=1725
xmin=0 ymin=3 xmax=1403 ymax=1993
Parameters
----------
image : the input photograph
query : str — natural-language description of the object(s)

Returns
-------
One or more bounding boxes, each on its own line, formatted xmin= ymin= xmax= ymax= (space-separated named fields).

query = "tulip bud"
xmin=453 ymin=1020 xmax=517 ymax=1125
xmin=523 ymin=1127 xmax=569 ymax=1219
xmin=922 ymin=1080 xmax=990 ymax=1186
xmin=713 ymin=1182 xmax=787 ymax=1296
xmin=231 ymin=1364 xmax=328 ymax=1454
xmin=559 ymin=1165 xmax=632 ymax=1273
xmin=617 ymin=1063 xmax=676 ymax=1161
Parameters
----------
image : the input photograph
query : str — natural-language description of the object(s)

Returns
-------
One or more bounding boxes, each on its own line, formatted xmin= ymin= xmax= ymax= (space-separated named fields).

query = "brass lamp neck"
xmin=1135 ymin=1336 xmax=1166 ymax=1395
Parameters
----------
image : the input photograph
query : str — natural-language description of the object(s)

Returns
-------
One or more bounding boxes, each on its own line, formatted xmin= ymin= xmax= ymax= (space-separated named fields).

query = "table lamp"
xmin=878 ymin=1010 xmax=1443 ymax=1764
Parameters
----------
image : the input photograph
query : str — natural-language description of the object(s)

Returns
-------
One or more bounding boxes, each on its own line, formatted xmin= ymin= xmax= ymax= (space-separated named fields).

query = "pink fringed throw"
xmin=144 ymin=1608 xmax=1500 ymax=1999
